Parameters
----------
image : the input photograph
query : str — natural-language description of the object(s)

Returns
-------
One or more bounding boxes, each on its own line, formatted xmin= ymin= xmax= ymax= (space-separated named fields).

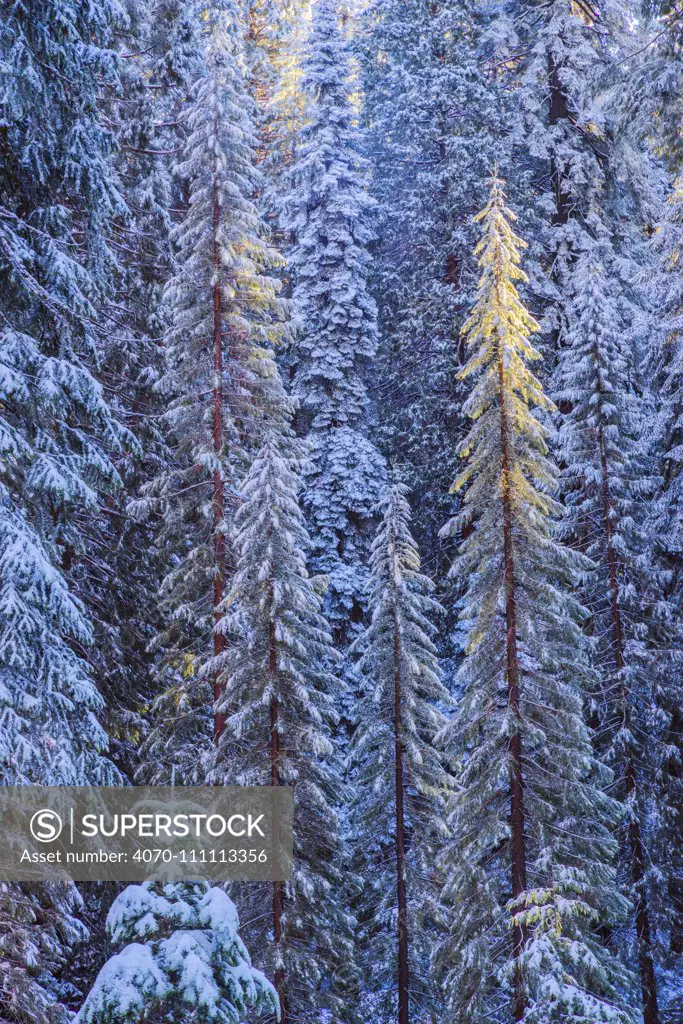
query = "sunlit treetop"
xmin=454 ymin=172 xmax=557 ymax=512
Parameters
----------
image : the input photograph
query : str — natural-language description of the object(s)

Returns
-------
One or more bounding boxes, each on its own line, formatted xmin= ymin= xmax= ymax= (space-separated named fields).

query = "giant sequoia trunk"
xmin=597 ymin=428 xmax=660 ymax=1024
xmin=498 ymin=335 xmax=528 ymax=1024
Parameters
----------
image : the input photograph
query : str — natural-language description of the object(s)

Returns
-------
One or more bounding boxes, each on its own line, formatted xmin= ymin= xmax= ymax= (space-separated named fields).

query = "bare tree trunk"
xmin=390 ymin=522 xmax=410 ymax=1024
xmin=212 ymin=106 xmax=226 ymax=743
xmin=497 ymin=333 xmax=528 ymax=1023
xmin=598 ymin=429 xmax=660 ymax=1024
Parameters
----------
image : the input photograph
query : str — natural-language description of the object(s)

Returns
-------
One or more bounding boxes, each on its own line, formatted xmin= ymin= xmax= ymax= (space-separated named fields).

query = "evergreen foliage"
xmin=555 ymin=240 xmax=681 ymax=1016
xmin=359 ymin=0 xmax=505 ymax=583
xmin=349 ymin=481 xmax=452 ymax=1022
xmin=282 ymin=0 xmax=387 ymax=647
xmin=650 ymin=180 xmax=683 ymax=608
xmin=0 ymin=2 xmax=127 ymax=1019
xmin=91 ymin=0 xmax=204 ymax=763
xmin=0 ymin=0 xmax=126 ymax=790
xmin=648 ymin=180 xmax=683 ymax=975
xmin=435 ymin=175 xmax=634 ymax=1024
xmin=209 ymin=436 xmax=354 ymax=1022
xmin=1 ymin=2 xmax=681 ymax=1022
xmin=498 ymin=0 xmax=663 ymax=367
xmin=76 ymin=883 xmax=278 ymax=1023
xmin=133 ymin=11 xmax=290 ymax=783
xmin=0 ymin=882 xmax=88 ymax=1024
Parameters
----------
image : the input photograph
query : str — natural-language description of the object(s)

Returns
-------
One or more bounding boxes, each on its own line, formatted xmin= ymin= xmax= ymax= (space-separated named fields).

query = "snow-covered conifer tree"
xmin=242 ymin=0 xmax=308 ymax=152
xmin=208 ymin=436 xmax=354 ymax=1023
xmin=0 ymin=0 xmax=126 ymax=792
xmin=360 ymin=0 xmax=505 ymax=579
xmin=435 ymin=174 xmax=634 ymax=1024
xmin=513 ymin=0 xmax=610 ymax=236
xmin=76 ymin=882 xmax=278 ymax=1023
xmin=556 ymin=240 xmax=681 ymax=1024
xmin=622 ymin=0 xmax=683 ymax=175
xmin=500 ymin=5 xmax=676 ymax=1018
xmin=349 ymin=482 xmax=452 ymax=1024
xmin=133 ymin=9 xmax=290 ymax=781
xmin=84 ymin=0 xmax=201 ymax=766
xmin=648 ymin=179 xmax=683 ymax=974
xmin=282 ymin=0 xmax=386 ymax=648
xmin=495 ymin=0 xmax=663 ymax=362
xmin=0 ymin=882 xmax=90 ymax=1024
xmin=0 ymin=0 xmax=130 ymax=1017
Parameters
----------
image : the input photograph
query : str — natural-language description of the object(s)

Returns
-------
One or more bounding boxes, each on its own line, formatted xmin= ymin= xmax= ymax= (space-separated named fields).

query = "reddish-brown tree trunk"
xmin=548 ymin=51 xmax=572 ymax=227
xmin=269 ymin=613 xmax=287 ymax=1024
xmin=390 ymin=526 xmax=410 ymax=1024
xmin=598 ymin=430 xmax=660 ymax=1024
xmin=497 ymin=338 xmax=528 ymax=1023
xmin=212 ymin=112 xmax=227 ymax=744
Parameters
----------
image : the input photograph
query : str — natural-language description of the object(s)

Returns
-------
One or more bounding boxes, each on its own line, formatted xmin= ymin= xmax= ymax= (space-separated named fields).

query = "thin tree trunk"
xmin=212 ymin=104 xmax=226 ymax=743
xmin=546 ymin=47 xmax=575 ymax=367
xmin=390 ymin=524 xmax=410 ymax=1024
xmin=548 ymin=51 xmax=572 ymax=227
xmin=497 ymin=324 xmax=528 ymax=1023
xmin=598 ymin=429 xmax=660 ymax=1024
xmin=269 ymin=611 xmax=287 ymax=1024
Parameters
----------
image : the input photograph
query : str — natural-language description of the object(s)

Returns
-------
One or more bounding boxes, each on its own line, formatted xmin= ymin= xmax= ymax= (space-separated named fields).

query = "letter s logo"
xmin=30 ymin=809 xmax=63 ymax=843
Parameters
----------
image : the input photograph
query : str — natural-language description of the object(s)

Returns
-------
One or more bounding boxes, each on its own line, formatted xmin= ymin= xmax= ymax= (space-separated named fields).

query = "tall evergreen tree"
xmin=349 ymin=482 xmax=452 ymax=1024
xmin=649 ymin=179 xmax=683 ymax=613
xmin=556 ymin=240 xmax=681 ymax=1024
xmin=132 ymin=9 xmax=290 ymax=782
xmin=648 ymin=179 xmax=683 ymax=975
xmin=209 ymin=437 xmax=355 ymax=1024
xmin=93 ymin=0 xmax=212 ymax=765
xmin=282 ymin=0 xmax=386 ymax=649
xmin=0 ymin=0 xmax=127 ymax=791
xmin=435 ymin=174 xmax=633 ymax=1024
xmin=360 ymin=0 xmax=505 ymax=581
xmin=494 ymin=6 xmax=673 ymax=1016
xmin=0 ymin=882 xmax=90 ymax=1024
xmin=623 ymin=0 xmax=683 ymax=174
xmin=496 ymin=0 xmax=663 ymax=363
